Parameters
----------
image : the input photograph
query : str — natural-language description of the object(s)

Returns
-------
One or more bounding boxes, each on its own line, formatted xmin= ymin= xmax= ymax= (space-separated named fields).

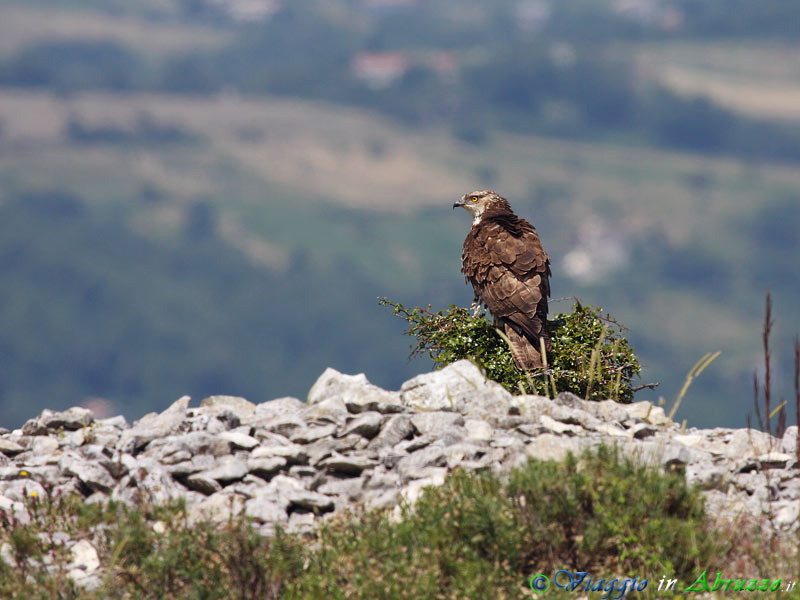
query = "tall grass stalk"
xmin=668 ymin=350 xmax=721 ymax=421
xmin=584 ymin=325 xmax=608 ymax=401
xmin=539 ymin=335 xmax=558 ymax=399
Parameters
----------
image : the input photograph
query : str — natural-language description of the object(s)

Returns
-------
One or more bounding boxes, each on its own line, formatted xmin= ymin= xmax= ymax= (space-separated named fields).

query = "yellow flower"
xmin=30 ymin=491 xmax=37 ymax=497
xmin=20 ymin=470 xmax=29 ymax=477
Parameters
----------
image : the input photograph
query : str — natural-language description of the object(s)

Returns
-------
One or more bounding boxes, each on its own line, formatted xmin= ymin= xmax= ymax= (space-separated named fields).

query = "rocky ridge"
xmin=1 ymin=360 xmax=799 ymax=586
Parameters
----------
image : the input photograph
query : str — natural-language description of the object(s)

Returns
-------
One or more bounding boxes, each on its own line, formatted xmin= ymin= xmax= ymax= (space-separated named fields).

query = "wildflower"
xmin=20 ymin=470 xmax=29 ymax=477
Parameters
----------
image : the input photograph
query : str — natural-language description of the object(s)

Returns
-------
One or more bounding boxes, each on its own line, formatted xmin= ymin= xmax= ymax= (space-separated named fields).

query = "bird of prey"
xmin=453 ymin=190 xmax=551 ymax=369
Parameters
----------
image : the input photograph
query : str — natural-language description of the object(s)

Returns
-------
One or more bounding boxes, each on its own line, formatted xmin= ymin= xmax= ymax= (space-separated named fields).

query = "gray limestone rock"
xmin=781 ymin=426 xmax=798 ymax=457
xmin=304 ymin=438 xmax=338 ymax=466
xmin=117 ymin=396 xmax=190 ymax=454
xmin=396 ymin=446 xmax=447 ymax=480
xmin=508 ymin=394 xmax=552 ymax=420
xmin=581 ymin=399 xmax=632 ymax=426
xmin=286 ymin=489 xmax=335 ymax=513
xmin=726 ymin=429 xmax=776 ymax=458
xmin=288 ymin=465 xmax=317 ymax=479
xmin=318 ymin=452 xmax=377 ymax=475
xmin=98 ymin=415 xmax=127 ymax=429
xmin=443 ymin=443 xmax=487 ymax=467
xmin=125 ymin=456 xmax=184 ymax=505
xmin=332 ymin=433 xmax=368 ymax=453
xmin=184 ymin=474 xmax=223 ymax=495
xmin=396 ymin=433 xmax=435 ymax=453
xmin=316 ymin=476 xmax=364 ymax=500
xmin=144 ymin=432 xmax=231 ymax=463
xmin=248 ymin=456 xmax=287 ymax=480
xmin=591 ymin=422 xmax=629 ymax=438
xmin=205 ymin=410 xmax=241 ymax=434
xmin=303 ymin=397 xmax=349 ymax=427
xmin=622 ymin=440 xmax=690 ymax=470
xmin=62 ymin=458 xmax=115 ymax=493
xmin=242 ymin=397 xmax=304 ymax=428
xmin=259 ymin=415 xmax=307 ymax=438
xmin=756 ymin=452 xmax=795 ymax=469
xmin=23 ymin=407 xmax=95 ymax=435
xmin=339 ymin=412 xmax=384 ymax=439
xmin=0 ymin=439 xmax=25 ymax=457
xmin=525 ymin=433 xmax=589 ymax=462
xmin=685 ymin=463 xmax=728 ymax=490
xmin=410 ymin=412 xmax=465 ymax=436
xmin=774 ymin=501 xmax=800 ymax=530
xmin=2 ymin=360 xmax=799 ymax=559
xmin=536 ymin=415 xmax=584 ymax=436
xmin=287 ymin=512 xmax=317 ymax=533
xmin=307 ymin=368 xmax=400 ymax=413
xmin=188 ymin=492 xmax=246 ymax=524
xmin=464 ymin=418 xmax=493 ymax=442
xmin=368 ymin=414 xmax=414 ymax=449
xmin=69 ymin=539 xmax=100 ymax=573
xmin=400 ymin=360 xmax=512 ymax=422
xmin=167 ymin=454 xmax=216 ymax=477
xmin=398 ymin=469 xmax=448 ymax=505
xmin=438 ymin=425 xmax=468 ymax=446
xmin=631 ymin=423 xmax=658 ymax=439
xmin=251 ymin=442 xmax=309 ymax=465
xmin=290 ymin=424 xmax=338 ymax=444
xmin=200 ymin=395 xmax=257 ymax=415
xmin=622 ymin=401 xmax=672 ymax=427
xmin=2 ymin=479 xmax=46 ymax=503
xmin=245 ymin=494 xmax=287 ymax=523
xmin=218 ymin=431 xmax=260 ymax=450
xmin=200 ymin=456 xmax=249 ymax=483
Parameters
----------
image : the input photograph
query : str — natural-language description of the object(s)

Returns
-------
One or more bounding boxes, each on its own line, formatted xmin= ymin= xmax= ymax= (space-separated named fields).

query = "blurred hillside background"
xmin=0 ymin=0 xmax=798 ymax=428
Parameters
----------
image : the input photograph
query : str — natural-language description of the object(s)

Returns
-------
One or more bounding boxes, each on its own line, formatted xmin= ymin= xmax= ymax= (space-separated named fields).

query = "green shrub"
xmin=0 ymin=447 xmax=732 ymax=599
xmin=0 ymin=492 xmax=303 ymax=600
xmin=379 ymin=298 xmax=641 ymax=402
xmin=282 ymin=446 xmax=721 ymax=598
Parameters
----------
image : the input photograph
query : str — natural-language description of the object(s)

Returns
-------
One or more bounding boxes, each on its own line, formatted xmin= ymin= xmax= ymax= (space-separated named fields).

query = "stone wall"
xmin=1 ymin=360 xmax=798 ymax=585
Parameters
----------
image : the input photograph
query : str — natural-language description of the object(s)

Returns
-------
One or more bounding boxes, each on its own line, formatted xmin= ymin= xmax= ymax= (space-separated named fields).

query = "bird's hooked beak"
xmin=453 ymin=196 xmax=466 ymax=209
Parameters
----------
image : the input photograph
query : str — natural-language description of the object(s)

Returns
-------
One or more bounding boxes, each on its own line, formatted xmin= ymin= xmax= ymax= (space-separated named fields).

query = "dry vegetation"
xmin=0 ymin=5 xmax=229 ymax=58
xmin=635 ymin=41 xmax=800 ymax=122
xmin=3 ymin=89 xmax=800 ymax=218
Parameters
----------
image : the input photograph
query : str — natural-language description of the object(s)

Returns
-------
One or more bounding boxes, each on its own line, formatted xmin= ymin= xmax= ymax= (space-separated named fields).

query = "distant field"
xmin=635 ymin=41 xmax=800 ymax=122
xmin=1 ymin=88 xmax=798 ymax=426
xmin=1 ymin=88 xmax=798 ymax=290
xmin=0 ymin=4 xmax=229 ymax=57
xmin=3 ymin=89 xmax=799 ymax=212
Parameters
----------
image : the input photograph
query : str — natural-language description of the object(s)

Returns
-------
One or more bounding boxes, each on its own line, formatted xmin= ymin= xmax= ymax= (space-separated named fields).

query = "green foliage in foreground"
xmin=380 ymin=298 xmax=641 ymax=402
xmin=0 ymin=447 xmax=723 ymax=600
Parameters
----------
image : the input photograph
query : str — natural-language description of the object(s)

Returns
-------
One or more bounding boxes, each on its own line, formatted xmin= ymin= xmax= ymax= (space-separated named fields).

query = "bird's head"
xmin=453 ymin=190 xmax=506 ymax=223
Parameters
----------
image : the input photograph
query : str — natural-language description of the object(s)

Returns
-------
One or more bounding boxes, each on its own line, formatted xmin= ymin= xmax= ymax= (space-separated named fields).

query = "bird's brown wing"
xmin=462 ymin=219 xmax=550 ymax=368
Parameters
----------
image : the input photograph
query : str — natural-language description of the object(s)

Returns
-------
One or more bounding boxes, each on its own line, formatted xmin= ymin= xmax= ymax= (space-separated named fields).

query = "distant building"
xmin=351 ymin=52 xmax=411 ymax=89
xmin=515 ymin=0 xmax=551 ymax=32
xmin=426 ymin=51 xmax=457 ymax=76
xmin=207 ymin=0 xmax=281 ymax=22
xmin=362 ymin=0 xmax=418 ymax=9
xmin=611 ymin=0 xmax=684 ymax=30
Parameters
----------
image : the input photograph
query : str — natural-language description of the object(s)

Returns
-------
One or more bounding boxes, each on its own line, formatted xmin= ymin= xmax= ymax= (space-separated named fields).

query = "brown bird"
xmin=453 ymin=190 xmax=551 ymax=369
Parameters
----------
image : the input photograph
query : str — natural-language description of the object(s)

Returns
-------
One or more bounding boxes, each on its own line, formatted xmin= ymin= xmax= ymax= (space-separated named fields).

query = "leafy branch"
xmin=379 ymin=297 xmax=646 ymax=403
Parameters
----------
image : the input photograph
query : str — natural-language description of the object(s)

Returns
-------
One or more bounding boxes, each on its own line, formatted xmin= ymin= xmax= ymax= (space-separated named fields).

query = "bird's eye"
xmin=471 ymin=197 xmax=478 ymax=202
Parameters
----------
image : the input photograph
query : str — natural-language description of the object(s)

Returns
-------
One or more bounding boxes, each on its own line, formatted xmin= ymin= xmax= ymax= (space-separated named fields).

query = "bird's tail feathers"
xmin=503 ymin=323 xmax=545 ymax=370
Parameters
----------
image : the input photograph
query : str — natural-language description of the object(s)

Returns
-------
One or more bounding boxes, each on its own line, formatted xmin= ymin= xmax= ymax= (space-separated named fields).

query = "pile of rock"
xmin=1 ymin=360 xmax=798 ymax=582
